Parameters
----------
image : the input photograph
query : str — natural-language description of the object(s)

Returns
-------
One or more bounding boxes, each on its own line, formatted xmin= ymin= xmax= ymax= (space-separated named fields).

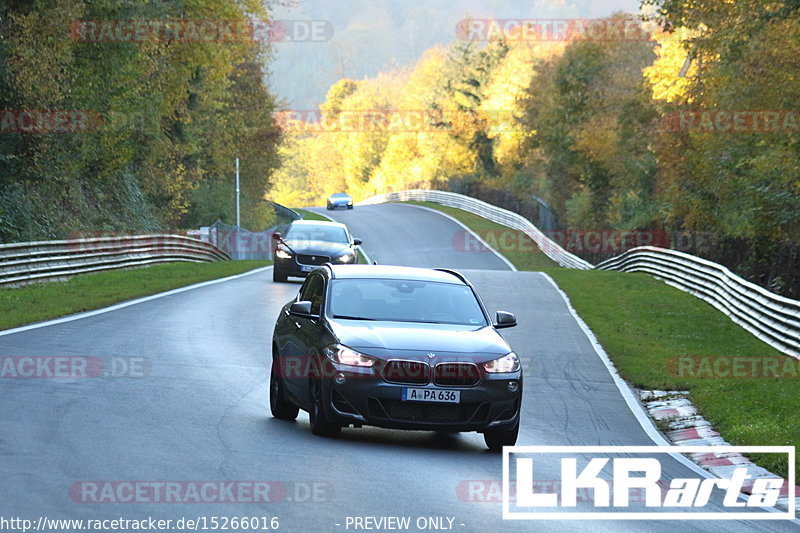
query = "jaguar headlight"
xmin=334 ymin=253 xmax=355 ymax=264
xmin=275 ymin=247 xmax=292 ymax=260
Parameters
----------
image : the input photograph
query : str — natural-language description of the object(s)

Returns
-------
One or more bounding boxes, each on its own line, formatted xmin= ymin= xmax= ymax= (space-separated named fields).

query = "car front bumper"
xmin=273 ymin=256 xmax=316 ymax=278
xmin=320 ymin=363 xmax=522 ymax=432
xmin=274 ymin=254 xmax=353 ymax=278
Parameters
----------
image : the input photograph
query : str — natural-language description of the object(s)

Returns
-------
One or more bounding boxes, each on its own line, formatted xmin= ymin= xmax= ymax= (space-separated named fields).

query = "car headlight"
xmin=483 ymin=352 xmax=520 ymax=373
xmin=275 ymin=247 xmax=292 ymax=260
xmin=334 ymin=253 xmax=355 ymax=263
xmin=324 ymin=344 xmax=375 ymax=367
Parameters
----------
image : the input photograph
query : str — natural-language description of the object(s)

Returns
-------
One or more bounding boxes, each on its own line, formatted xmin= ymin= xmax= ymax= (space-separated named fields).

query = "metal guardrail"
xmin=361 ymin=189 xmax=800 ymax=359
xmin=0 ymin=234 xmax=230 ymax=287
xmin=359 ymin=190 xmax=594 ymax=270
xmin=595 ymin=247 xmax=800 ymax=358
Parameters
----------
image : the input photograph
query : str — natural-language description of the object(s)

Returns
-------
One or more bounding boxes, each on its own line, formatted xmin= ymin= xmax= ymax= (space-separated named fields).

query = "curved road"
xmin=0 ymin=204 xmax=793 ymax=532
xmin=311 ymin=204 xmax=511 ymax=270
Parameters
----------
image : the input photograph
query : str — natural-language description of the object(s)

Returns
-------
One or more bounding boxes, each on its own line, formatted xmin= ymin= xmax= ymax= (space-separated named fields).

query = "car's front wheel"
xmin=270 ymin=358 xmax=299 ymax=421
xmin=483 ymin=419 xmax=519 ymax=451
xmin=273 ymin=267 xmax=288 ymax=283
xmin=309 ymin=372 xmax=341 ymax=437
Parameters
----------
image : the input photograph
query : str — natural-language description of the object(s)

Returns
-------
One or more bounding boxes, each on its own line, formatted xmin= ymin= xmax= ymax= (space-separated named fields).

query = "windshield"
xmin=331 ymin=193 xmax=349 ymax=198
xmin=285 ymin=225 xmax=349 ymax=244
xmin=329 ymin=279 xmax=487 ymax=326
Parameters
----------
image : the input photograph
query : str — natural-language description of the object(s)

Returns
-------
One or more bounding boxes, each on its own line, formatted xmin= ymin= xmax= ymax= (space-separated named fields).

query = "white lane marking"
xmin=395 ymin=203 xmax=517 ymax=272
xmin=0 ymin=266 xmax=273 ymax=337
xmin=539 ymin=271 xmax=799 ymax=520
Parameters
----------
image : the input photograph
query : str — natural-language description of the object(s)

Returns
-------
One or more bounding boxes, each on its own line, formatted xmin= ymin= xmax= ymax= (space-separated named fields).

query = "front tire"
xmin=273 ymin=267 xmax=288 ymax=283
xmin=270 ymin=358 xmax=299 ymax=420
xmin=483 ymin=420 xmax=519 ymax=451
xmin=347 ymin=205 xmax=353 ymax=210
xmin=309 ymin=371 xmax=341 ymax=437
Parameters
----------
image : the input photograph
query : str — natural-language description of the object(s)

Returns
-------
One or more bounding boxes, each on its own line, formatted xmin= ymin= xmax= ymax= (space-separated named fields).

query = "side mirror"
xmin=289 ymin=301 xmax=316 ymax=317
xmin=272 ymin=231 xmax=282 ymax=241
xmin=353 ymin=238 xmax=363 ymax=246
xmin=494 ymin=311 xmax=517 ymax=329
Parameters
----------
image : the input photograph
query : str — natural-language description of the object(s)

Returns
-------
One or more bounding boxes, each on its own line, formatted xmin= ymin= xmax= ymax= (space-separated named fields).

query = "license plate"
xmin=300 ymin=265 xmax=313 ymax=272
xmin=402 ymin=388 xmax=460 ymax=403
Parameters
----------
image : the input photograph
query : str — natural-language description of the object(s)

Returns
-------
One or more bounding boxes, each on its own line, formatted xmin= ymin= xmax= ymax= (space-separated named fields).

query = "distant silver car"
xmin=326 ymin=193 xmax=353 ymax=210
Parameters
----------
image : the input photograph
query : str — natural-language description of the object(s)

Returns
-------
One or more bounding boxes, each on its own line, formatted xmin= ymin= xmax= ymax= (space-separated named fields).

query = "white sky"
xmin=268 ymin=0 xmax=646 ymax=108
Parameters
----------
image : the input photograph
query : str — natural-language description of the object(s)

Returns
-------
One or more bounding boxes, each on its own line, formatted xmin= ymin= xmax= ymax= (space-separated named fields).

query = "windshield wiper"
xmin=332 ymin=315 xmax=376 ymax=321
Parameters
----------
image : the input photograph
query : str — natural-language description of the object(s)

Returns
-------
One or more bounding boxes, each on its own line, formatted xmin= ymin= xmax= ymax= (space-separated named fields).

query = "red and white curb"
xmin=641 ymin=390 xmax=798 ymax=512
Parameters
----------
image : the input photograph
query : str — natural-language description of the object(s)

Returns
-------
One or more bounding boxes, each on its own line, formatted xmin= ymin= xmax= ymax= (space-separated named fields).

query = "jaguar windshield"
xmin=285 ymin=224 xmax=349 ymax=244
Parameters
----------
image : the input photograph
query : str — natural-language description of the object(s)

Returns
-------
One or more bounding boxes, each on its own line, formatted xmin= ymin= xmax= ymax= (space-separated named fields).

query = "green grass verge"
xmin=406 ymin=200 xmax=798 ymax=479
xmin=0 ymin=260 xmax=269 ymax=331
xmin=548 ymin=269 xmax=799 ymax=478
xmin=295 ymin=208 xmax=330 ymax=221
xmin=404 ymin=201 xmax=558 ymax=269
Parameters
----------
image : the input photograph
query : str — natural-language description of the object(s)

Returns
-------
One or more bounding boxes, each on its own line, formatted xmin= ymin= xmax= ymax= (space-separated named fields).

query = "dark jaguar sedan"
xmin=270 ymin=264 xmax=522 ymax=450
xmin=271 ymin=220 xmax=362 ymax=282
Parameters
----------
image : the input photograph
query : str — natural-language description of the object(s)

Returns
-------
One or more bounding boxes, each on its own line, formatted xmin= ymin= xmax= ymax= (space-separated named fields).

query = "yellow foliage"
xmin=644 ymin=27 xmax=700 ymax=103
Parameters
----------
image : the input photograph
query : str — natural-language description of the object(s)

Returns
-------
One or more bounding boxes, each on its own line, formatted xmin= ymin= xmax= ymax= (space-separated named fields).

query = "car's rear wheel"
xmin=483 ymin=419 xmax=519 ymax=451
xmin=273 ymin=267 xmax=288 ymax=283
xmin=270 ymin=358 xmax=298 ymax=420
xmin=309 ymin=369 xmax=341 ymax=437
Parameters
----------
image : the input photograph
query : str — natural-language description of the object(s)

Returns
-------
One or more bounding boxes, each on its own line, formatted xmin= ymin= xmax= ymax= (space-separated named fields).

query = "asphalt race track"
xmin=0 ymin=203 xmax=795 ymax=532
xmin=313 ymin=204 xmax=512 ymax=270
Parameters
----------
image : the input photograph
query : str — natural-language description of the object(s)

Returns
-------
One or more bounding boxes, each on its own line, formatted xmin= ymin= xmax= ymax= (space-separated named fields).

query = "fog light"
xmin=507 ymin=381 xmax=519 ymax=393
xmin=334 ymin=373 xmax=346 ymax=385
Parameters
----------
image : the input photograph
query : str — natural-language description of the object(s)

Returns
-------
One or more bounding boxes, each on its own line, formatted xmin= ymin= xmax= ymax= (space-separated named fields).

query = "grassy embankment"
xmin=1 ymin=260 xmax=269 ymax=331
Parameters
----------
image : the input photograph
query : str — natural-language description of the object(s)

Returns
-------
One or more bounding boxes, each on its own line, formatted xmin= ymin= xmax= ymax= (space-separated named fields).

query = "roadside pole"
xmin=235 ymin=157 xmax=241 ymax=228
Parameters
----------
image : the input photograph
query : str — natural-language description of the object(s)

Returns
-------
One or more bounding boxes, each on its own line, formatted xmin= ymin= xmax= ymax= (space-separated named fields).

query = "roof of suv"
xmin=327 ymin=264 xmax=466 ymax=284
